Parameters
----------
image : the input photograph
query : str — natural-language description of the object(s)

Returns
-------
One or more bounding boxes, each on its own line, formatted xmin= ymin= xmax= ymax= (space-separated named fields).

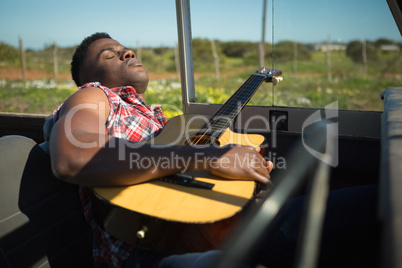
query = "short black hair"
xmin=71 ymin=32 xmax=112 ymax=86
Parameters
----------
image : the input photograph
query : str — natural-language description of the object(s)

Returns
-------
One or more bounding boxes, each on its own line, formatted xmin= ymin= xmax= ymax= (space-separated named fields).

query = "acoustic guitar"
xmin=91 ymin=67 xmax=282 ymax=253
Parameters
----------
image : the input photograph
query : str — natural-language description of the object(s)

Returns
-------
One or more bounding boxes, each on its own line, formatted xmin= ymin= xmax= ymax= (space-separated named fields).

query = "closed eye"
xmin=105 ymin=52 xmax=115 ymax=59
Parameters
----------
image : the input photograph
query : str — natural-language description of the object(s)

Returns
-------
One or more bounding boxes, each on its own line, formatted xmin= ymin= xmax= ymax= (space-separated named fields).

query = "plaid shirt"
xmin=53 ymin=82 xmax=167 ymax=267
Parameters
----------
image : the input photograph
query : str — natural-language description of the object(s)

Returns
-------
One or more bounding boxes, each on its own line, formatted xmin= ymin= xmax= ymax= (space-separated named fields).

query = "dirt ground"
xmin=0 ymin=67 xmax=70 ymax=80
xmin=0 ymin=67 xmax=181 ymax=81
xmin=1 ymin=66 xmax=399 ymax=81
xmin=0 ymin=66 xmax=287 ymax=81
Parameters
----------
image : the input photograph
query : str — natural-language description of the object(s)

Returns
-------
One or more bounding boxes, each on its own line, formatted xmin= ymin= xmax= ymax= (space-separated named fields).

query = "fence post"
xmin=293 ymin=42 xmax=298 ymax=77
xmin=259 ymin=0 xmax=267 ymax=67
xmin=210 ymin=40 xmax=220 ymax=80
xmin=53 ymin=42 xmax=58 ymax=79
xmin=362 ymin=40 xmax=367 ymax=76
xmin=136 ymin=40 xmax=141 ymax=62
xmin=326 ymin=39 xmax=332 ymax=82
xmin=19 ymin=38 xmax=26 ymax=82
xmin=174 ymin=43 xmax=180 ymax=79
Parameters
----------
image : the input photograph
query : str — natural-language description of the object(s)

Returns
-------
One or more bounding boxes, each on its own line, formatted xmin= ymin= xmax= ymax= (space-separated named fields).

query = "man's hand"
xmin=207 ymin=145 xmax=273 ymax=185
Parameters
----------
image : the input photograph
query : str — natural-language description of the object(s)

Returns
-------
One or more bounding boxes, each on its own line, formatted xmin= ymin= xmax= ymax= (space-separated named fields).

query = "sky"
xmin=0 ymin=0 xmax=400 ymax=50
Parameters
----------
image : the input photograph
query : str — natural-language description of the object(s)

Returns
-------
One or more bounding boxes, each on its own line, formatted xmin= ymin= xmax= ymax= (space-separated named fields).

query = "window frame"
xmin=174 ymin=0 xmax=381 ymax=138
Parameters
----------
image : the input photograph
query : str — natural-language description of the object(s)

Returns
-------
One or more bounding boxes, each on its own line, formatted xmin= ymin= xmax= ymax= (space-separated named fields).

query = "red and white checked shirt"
xmin=53 ymin=82 xmax=167 ymax=267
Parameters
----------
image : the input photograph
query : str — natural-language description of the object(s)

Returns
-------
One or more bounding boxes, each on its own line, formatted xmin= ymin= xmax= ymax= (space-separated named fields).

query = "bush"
xmin=219 ymin=41 xmax=258 ymax=58
xmin=0 ymin=42 xmax=19 ymax=65
xmin=272 ymin=41 xmax=311 ymax=63
xmin=346 ymin=40 xmax=378 ymax=63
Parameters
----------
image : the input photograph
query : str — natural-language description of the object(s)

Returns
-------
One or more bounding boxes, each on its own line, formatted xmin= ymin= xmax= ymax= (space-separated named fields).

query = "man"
xmin=50 ymin=33 xmax=379 ymax=268
xmin=49 ymin=32 xmax=273 ymax=267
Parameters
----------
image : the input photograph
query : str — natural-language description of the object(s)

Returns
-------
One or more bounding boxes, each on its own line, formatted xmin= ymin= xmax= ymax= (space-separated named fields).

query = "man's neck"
xmin=138 ymin=93 xmax=145 ymax=103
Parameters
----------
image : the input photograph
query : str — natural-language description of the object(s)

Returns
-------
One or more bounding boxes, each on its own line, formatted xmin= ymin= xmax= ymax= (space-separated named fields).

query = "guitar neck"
xmin=197 ymin=73 xmax=267 ymax=139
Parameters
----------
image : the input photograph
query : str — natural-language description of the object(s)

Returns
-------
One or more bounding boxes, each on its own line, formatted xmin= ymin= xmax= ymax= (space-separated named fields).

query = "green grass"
xmin=0 ymin=50 xmax=400 ymax=115
xmin=0 ymin=79 xmax=75 ymax=114
xmin=0 ymin=73 xmax=399 ymax=117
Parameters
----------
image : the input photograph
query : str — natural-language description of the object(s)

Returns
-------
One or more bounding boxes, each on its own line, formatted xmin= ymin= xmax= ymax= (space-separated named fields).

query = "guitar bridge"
xmin=158 ymin=174 xmax=215 ymax=190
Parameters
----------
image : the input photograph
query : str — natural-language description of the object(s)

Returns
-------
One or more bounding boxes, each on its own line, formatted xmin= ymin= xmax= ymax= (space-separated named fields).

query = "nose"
xmin=121 ymin=49 xmax=136 ymax=60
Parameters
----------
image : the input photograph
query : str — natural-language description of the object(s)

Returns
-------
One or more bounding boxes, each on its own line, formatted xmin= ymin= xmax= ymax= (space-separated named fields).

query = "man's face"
xmin=80 ymin=38 xmax=149 ymax=93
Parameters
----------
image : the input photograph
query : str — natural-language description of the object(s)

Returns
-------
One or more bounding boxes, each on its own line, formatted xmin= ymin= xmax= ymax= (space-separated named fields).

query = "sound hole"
xmin=185 ymin=135 xmax=221 ymax=146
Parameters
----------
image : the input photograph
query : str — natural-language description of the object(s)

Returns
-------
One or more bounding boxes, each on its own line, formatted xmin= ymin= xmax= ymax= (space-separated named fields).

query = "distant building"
xmin=312 ymin=43 xmax=347 ymax=52
xmin=380 ymin=44 xmax=400 ymax=52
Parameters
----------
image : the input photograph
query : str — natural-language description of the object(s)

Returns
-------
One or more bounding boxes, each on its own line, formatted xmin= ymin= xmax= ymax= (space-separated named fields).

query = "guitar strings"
xmin=191 ymin=1 xmax=277 ymax=145
xmin=189 ymin=74 xmax=265 ymax=146
xmin=188 ymin=76 xmax=258 ymax=145
xmin=210 ymin=75 xmax=266 ymax=133
xmin=192 ymin=67 xmax=279 ymax=146
xmin=207 ymin=76 xmax=262 ymax=134
xmin=189 ymin=75 xmax=259 ymax=145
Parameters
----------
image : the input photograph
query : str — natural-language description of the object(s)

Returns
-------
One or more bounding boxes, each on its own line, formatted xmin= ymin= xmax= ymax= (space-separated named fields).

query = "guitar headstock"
xmin=255 ymin=67 xmax=282 ymax=83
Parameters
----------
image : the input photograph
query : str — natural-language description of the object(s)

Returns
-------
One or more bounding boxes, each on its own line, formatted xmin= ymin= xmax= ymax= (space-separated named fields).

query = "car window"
xmin=190 ymin=0 xmax=401 ymax=111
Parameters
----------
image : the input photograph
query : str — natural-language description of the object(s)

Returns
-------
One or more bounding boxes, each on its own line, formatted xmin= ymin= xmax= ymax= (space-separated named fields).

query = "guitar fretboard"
xmin=195 ymin=74 xmax=267 ymax=140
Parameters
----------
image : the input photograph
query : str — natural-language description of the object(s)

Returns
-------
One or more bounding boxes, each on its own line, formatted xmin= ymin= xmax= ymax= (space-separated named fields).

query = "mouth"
xmin=127 ymin=58 xmax=143 ymax=67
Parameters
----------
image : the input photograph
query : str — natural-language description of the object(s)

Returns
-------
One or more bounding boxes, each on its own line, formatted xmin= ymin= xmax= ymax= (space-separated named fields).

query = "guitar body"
xmin=92 ymin=114 xmax=266 ymax=253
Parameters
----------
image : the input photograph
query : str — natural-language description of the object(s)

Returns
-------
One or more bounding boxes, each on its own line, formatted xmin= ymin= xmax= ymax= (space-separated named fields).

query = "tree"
xmin=273 ymin=41 xmax=311 ymax=63
xmin=0 ymin=42 xmax=19 ymax=63
xmin=192 ymin=38 xmax=215 ymax=63
xmin=219 ymin=41 xmax=258 ymax=58
xmin=373 ymin=38 xmax=395 ymax=48
xmin=346 ymin=40 xmax=378 ymax=63
xmin=192 ymin=38 xmax=225 ymax=72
